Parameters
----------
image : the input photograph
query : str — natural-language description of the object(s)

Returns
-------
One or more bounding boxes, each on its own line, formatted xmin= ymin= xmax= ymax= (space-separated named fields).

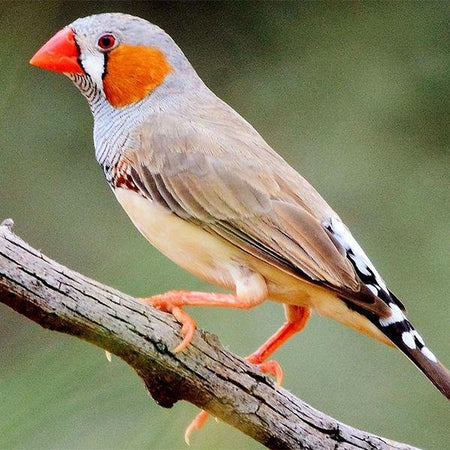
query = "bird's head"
xmin=30 ymin=13 xmax=198 ymax=108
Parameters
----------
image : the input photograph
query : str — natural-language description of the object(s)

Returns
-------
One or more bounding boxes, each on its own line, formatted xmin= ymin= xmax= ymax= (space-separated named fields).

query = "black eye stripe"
xmin=102 ymin=52 xmax=108 ymax=80
xmin=72 ymin=33 xmax=85 ymax=75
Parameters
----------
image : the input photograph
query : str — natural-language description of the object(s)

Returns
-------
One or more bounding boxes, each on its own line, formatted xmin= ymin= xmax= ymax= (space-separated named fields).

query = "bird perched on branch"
xmin=30 ymin=12 xmax=449 ymax=442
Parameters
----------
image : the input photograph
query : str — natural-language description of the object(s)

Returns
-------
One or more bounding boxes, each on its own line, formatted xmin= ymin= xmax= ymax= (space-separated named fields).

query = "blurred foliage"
xmin=1 ymin=1 xmax=449 ymax=449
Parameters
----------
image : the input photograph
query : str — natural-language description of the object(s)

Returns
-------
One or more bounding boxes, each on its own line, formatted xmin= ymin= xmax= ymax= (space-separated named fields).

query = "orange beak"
xmin=30 ymin=27 xmax=84 ymax=74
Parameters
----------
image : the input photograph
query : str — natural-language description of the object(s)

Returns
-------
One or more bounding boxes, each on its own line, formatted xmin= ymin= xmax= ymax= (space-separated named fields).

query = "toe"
xmin=184 ymin=410 xmax=210 ymax=445
xmin=172 ymin=306 xmax=197 ymax=353
xmin=257 ymin=360 xmax=283 ymax=388
xmin=138 ymin=295 xmax=167 ymax=310
xmin=246 ymin=356 xmax=283 ymax=388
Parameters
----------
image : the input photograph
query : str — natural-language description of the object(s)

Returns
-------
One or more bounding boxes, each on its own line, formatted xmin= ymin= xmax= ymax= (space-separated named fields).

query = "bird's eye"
xmin=97 ymin=34 xmax=116 ymax=50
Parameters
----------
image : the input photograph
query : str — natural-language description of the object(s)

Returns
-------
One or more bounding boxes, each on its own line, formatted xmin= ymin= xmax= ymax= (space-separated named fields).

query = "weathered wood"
xmin=0 ymin=219 xmax=417 ymax=449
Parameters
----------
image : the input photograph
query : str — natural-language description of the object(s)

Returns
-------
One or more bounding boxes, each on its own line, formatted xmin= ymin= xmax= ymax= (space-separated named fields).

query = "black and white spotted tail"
xmin=325 ymin=217 xmax=450 ymax=400
xmin=376 ymin=304 xmax=450 ymax=400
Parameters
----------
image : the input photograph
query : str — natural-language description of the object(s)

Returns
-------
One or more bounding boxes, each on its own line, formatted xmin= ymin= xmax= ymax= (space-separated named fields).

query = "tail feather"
xmin=324 ymin=217 xmax=449 ymax=398
xmin=377 ymin=307 xmax=450 ymax=400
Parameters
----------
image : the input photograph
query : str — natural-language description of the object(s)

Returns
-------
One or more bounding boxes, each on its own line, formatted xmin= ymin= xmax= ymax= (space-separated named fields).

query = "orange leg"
xmin=246 ymin=304 xmax=311 ymax=386
xmin=140 ymin=290 xmax=264 ymax=353
xmin=185 ymin=305 xmax=311 ymax=444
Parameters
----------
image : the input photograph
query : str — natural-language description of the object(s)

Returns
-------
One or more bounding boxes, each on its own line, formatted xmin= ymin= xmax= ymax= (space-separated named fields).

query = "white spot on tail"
xmin=353 ymin=255 xmax=371 ymax=276
xmin=412 ymin=330 xmax=425 ymax=346
xmin=379 ymin=303 xmax=406 ymax=327
xmin=421 ymin=347 xmax=438 ymax=363
xmin=402 ymin=331 xmax=416 ymax=349
xmin=367 ymin=284 xmax=378 ymax=295
xmin=325 ymin=217 xmax=388 ymax=291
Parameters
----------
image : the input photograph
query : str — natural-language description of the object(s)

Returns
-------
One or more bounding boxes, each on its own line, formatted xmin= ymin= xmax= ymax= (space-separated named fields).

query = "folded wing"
xmin=124 ymin=114 xmax=393 ymax=318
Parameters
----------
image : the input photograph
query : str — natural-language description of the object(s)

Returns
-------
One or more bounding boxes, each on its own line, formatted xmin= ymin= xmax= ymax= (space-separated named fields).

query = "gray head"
xmin=31 ymin=13 xmax=203 ymax=108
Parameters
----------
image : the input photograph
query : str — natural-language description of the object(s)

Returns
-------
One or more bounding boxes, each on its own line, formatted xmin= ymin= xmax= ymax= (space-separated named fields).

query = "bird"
xmin=30 ymin=12 xmax=449 ymax=442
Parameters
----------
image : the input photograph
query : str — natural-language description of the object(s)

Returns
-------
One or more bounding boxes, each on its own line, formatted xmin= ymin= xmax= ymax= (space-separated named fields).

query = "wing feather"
xmin=123 ymin=113 xmax=390 ymax=316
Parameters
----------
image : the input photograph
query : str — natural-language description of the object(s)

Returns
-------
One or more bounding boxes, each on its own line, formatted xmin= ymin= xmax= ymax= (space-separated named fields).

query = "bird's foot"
xmin=140 ymin=289 xmax=258 ymax=352
xmin=139 ymin=290 xmax=197 ymax=353
xmin=184 ymin=410 xmax=210 ymax=445
xmin=184 ymin=356 xmax=284 ymax=444
xmin=245 ymin=355 xmax=284 ymax=388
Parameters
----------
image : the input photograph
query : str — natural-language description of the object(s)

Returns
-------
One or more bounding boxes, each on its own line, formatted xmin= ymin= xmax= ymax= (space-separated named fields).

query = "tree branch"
xmin=0 ymin=219 xmax=416 ymax=450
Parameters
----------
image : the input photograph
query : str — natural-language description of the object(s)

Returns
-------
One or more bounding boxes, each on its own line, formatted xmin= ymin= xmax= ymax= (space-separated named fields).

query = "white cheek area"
xmin=80 ymin=51 xmax=105 ymax=89
xmin=379 ymin=303 xmax=406 ymax=327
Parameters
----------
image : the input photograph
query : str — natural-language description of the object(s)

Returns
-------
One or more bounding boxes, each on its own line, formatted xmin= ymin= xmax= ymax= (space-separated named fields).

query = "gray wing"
xmin=124 ymin=114 xmax=391 ymax=316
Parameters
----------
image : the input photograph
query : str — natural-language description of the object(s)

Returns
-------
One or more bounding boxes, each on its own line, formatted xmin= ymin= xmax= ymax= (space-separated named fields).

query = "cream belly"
xmin=114 ymin=187 xmax=392 ymax=346
xmin=114 ymin=187 xmax=249 ymax=292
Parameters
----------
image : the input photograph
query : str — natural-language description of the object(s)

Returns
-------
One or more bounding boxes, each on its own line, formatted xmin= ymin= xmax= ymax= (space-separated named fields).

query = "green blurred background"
xmin=1 ymin=1 xmax=449 ymax=449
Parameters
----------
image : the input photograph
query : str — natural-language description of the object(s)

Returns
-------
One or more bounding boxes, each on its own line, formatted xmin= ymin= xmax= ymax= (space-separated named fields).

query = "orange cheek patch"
xmin=103 ymin=45 xmax=172 ymax=108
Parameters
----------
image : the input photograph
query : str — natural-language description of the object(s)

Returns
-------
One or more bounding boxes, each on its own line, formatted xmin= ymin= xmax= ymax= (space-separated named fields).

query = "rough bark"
xmin=0 ymin=219 xmax=417 ymax=450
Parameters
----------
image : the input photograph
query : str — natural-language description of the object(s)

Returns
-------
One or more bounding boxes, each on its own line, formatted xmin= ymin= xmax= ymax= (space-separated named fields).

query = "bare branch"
xmin=0 ymin=220 xmax=417 ymax=449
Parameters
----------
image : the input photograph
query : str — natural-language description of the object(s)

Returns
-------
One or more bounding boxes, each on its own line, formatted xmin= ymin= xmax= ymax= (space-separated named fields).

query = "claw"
xmin=185 ymin=410 xmax=210 ymax=445
xmin=139 ymin=295 xmax=197 ymax=353
xmin=257 ymin=360 xmax=283 ymax=388
xmin=246 ymin=355 xmax=284 ymax=388
xmin=171 ymin=306 xmax=197 ymax=352
xmin=183 ymin=357 xmax=283 ymax=445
